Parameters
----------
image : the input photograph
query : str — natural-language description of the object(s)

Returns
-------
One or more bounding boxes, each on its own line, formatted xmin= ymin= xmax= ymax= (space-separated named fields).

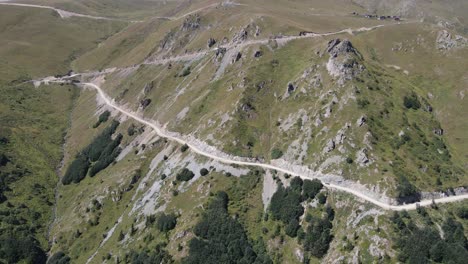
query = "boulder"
xmin=140 ymin=98 xmax=152 ymax=109
xmin=207 ymin=38 xmax=216 ymax=48
xmin=436 ymin=30 xmax=468 ymax=51
xmin=181 ymin=14 xmax=201 ymax=31
xmin=356 ymin=115 xmax=366 ymax=127
xmin=232 ymin=52 xmax=242 ymax=63
xmin=433 ymin=128 xmax=444 ymax=136
xmin=254 ymin=50 xmax=263 ymax=58
xmin=356 ymin=148 xmax=370 ymax=167
xmin=287 ymin=83 xmax=295 ymax=93
xmin=323 ymin=139 xmax=335 ymax=153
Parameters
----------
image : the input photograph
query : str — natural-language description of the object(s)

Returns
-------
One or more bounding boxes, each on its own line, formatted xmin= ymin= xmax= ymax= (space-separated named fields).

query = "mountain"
xmin=0 ymin=0 xmax=467 ymax=263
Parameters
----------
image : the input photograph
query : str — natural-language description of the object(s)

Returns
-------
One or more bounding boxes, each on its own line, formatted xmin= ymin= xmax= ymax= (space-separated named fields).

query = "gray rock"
xmin=207 ymin=38 xmax=216 ymax=48
xmin=181 ymin=14 xmax=201 ymax=31
xmin=436 ymin=30 xmax=467 ymax=51
xmin=323 ymin=139 xmax=335 ymax=153
xmin=287 ymin=83 xmax=295 ymax=93
xmin=356 ymin=115 xmax=366 ymax=127
xmin=433 ymin=128 xmax=444 ymax=136
xmin=356 ymin=148 xmax=370 ymax=167
xmin=254 ymin=50 xmax=263 ymax=58
xmin=232 ymin=52 xmax=242 ymax=63
xmin=326 ymin=39 xmax=364 ymax=85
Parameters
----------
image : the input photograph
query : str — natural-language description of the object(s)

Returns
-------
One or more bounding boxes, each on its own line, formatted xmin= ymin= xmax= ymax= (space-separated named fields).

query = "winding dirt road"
xmin=82 ymin=82 xmax=468 ymax=211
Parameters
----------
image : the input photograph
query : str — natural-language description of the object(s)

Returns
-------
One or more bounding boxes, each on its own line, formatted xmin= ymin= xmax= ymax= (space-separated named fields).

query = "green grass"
xmin=0 ymin=6 xmax=126 ymax=82
xmin=0 ymin=83 xmax=76 ymax=259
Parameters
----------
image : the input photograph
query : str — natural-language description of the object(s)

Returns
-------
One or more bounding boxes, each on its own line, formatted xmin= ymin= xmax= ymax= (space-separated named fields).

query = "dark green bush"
xmin=200 ymin=168 xmax=209 ymax=176
xmin=47 ymin=251 xmax=70 ymax=264
xmin=176 ymin=168 xmax=194 ymax=182
xmin=304 ymin=216 xmax=333 ymax=258
xmin=92 ymin=110 xmax=111 ymax=128
xmin=396 ymin=176 xmax=420 ymax=204
xmin=269 ymin=185 xmax=303 ymax=224
xmin=179 ymin=66 xmax=191 ymax=77
xmin=317 ymin=192 xmax=327 ymax=204
xmin=62 ymin=121 xmax=121 ymax=185
xmin=302 ymin=179 xmax=323 ymax=200
xmin=285 ymin=218 xmax=300 ymax=237
xmin=183 ymin=191 xmax=271 ymax=264
xmin=403 ymin=93 xmax=421 ymax=110
xmin=180 ymin=144 xmax=189 ymax=152
xmin=357 ymin=98 xmax=370 ymax=109
xmin=62 ymin=154 xmax=90 ymax=185
xmin=271 ymin=148 xmax=283 ymax=159
xmin=156 ymin=213 xmax=177 ymax=232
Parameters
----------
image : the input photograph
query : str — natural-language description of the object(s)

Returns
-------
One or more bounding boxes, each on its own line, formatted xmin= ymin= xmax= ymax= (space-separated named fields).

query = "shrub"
xmin=456 ymin=206 xmax=468 ymax=219
xmin=92 ymin=110 xmax=110 ymax=128
xmin=290 ymin=176 xmax=303 ymax=192
xmin=271 ymin=148 xmax=283 ymax=159
xmin=270 ymin=185 xmax=304 ymax=223
xmin=285 ymin=218 xmax=300 ymax=237
xmin=357 ymin=98 xmax=370 ymax=109
xmin=156 ymin=213 xmax=177 ymax=232
xmin=317 ymin=192 xmax=327 ymax=204
xmin=180 ymin=144 xmax=189 ymax=152
xmin=176 ymin=168 xmax=195 ymax=182
xmin=302 ymin=179 xmax=323 ymax=200
xmin=62 ymin=154 xmax=90 ymax=185
xmin=396 ymin=176 xmax=421 ymax=204
xmin=304 ymin=216 xmax=333 ymax=258
xmin=47 ymin=251 xmax=70 ymax=264
xmin=179 ymin=66 xmax=191 ymax=77
xmin=184 ymin=191 xmax=271 ymax=263
xmin=403 ymin=93 xmax=421 ymax=110
xmin=127 ymin=124 xmax=136 ymax=136
xmin=200 ymin=168 xmax=209 ymax=176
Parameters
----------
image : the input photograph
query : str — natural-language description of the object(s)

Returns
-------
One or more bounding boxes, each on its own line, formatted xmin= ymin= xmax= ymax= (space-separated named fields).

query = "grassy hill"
xmin=0 ymin=6 xmax=126 ymax=263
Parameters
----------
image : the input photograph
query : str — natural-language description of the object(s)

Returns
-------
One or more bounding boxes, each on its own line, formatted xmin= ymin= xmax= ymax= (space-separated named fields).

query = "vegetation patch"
xmin=183 ymin=191 xmax=271 ymax=264
xmin=62 ymin=120 xmax=122 ymax=184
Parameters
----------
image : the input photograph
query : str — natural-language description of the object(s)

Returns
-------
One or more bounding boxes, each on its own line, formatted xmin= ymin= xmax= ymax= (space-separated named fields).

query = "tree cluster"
xmin=392 ymin=212 xmax=468 ymax=263
xmin=92 ymin=110 xmax=110 ymax=128
xmin=47 ymin=251 xmax=71 ymax=264
xmin=403 ymin=93 xmax=421 ymax=110
xmin=183 ymin=192 xmax=272 ymax=264
xmin=269 ymin=177 xmax=323 ymax=228
xmin=156 ymin=213 xmax=177 ymax=232
xmin=176 ymin=168 xmax=194 ymax=182
xmin=62 ymin=121 xmax=121 ymax=185
xmin=128 ymin=244 xmax=173 ymax=264
xmin=303 ymin=211 xmax=334 ymax=258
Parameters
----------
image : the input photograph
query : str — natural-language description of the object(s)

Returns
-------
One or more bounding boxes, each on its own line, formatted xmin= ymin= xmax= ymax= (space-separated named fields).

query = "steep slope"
xmin=0 ymin=6 xmax=127 ymax=263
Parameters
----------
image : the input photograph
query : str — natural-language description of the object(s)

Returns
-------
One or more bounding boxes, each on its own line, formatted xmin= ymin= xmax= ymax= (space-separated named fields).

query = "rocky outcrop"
xmin=140 ymin=98 xmax=152 ymax=109
xmin=323 ymin=139 xmax=335 ymax=153
xmin=356 ymin=148 xmax=370 ymax=167
xmin=207 ymin=38 xmax=216 ymax=48
xmin=143 ymin=81 xmax=154 ymax=95
xmin=326 ymin=39 xmax=364 ymax=85
xmin=232 ymin=23 xmax=260 ymax=43
xmin=433 ymin=128 xmax=444 ymax=136
xmin=232 ymin=52 xmax=242 ymax=63
xmin=356 ymin=115 xmax=366 ymax=127
xmin=287 ymin=83 xmax=295 ymax=93
xmin=181 ymin=14 xmax=201 ymax=31
xmin=436 ymin=30 xmax=467 ymax=51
